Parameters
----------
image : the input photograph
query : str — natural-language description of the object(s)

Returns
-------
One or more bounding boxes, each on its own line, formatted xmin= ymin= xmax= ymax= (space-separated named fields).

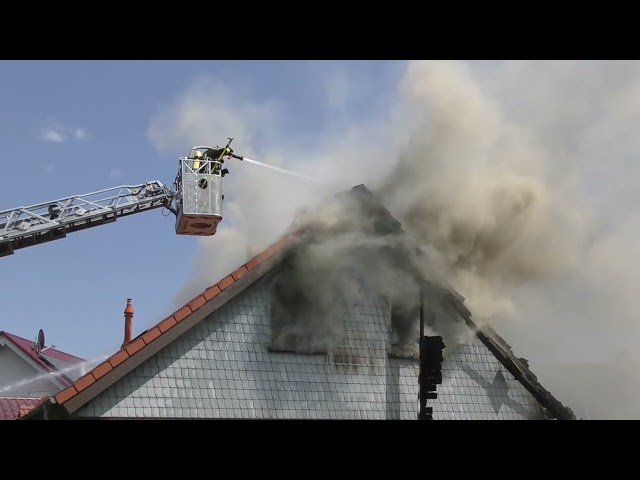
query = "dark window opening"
xmin=387 ymin=283 xmax=423 ymax=360
xmin=388 ymin=283 xmax=466 ymax=360
xmin=268 ymin=256 xmax=347 ymax=355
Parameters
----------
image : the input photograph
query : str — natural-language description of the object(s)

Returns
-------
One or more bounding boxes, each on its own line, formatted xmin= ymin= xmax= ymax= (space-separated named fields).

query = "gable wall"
xmin=0 ymin=346 xmax=61 ymax=397
xmin=76 ymin=276 xmax=546 ymax=420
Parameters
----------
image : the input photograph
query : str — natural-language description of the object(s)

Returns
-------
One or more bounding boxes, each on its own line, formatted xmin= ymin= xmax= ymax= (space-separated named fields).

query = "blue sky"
xmin=0 ymin=60 xmax=406 ymax=360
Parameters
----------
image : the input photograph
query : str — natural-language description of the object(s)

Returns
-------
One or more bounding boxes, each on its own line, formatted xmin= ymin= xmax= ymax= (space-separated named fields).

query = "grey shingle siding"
xmin=76 ymin=275 xmax=545 ymax=419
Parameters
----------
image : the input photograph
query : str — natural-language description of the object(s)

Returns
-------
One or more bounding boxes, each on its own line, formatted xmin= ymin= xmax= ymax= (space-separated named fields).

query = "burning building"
xmin=22 ymin=185 xmax=575 ymax=420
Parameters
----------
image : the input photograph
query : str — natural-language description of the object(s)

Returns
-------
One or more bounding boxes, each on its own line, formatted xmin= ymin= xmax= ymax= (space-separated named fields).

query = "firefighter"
xmin=203 ymin=146 xmax=232 ymax=176
xmin=192 ymin=150 xmax=206 ymax=173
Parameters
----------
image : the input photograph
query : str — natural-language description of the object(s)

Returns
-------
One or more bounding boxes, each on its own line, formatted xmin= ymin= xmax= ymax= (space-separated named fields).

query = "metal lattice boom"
xmin=0 ymin=181 xmax=175 ymax=257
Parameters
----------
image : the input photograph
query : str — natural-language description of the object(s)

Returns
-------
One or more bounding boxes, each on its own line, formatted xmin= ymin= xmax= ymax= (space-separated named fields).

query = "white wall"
xmin=0 ymin=346 xmax=62 ymax=397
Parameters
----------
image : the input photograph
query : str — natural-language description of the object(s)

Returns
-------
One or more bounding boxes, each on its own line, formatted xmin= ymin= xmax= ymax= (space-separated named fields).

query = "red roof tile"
xmin=203 ymin=285 xmax=221 ymax=301
xmin=125 ymin=338 xmax=145 ymax=356
xmin=92 ymin=362 xmax=112 ymax=381
xmin=141 ymin=328 xmax=161 ymax=345
xmin=54 ymin=386 xmax=77 ymax=405
xmin=40 ymin=229 xmax=303 ymax=411
xmin=0 ymin=397 xmax=41 ymax=420
xmin=189 ymin=295 xmax=206 ymax=312
xmin=0 ymin=331 xmax=85 ymax=369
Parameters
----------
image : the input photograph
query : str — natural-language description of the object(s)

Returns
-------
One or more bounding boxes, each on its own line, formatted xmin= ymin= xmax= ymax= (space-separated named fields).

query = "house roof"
xmin=0 ymin=331 xmax=85 ymax=366
xmin=21 ymin=185 xmax=576 ymax=420
xmin=0 ymin=396 xmax=42 ymax=420
xmin=0 ymin=331 xmax=85 ymax=388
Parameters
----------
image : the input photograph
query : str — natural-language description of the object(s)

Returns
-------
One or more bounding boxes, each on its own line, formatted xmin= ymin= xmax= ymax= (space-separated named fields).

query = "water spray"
xmin=207 ymin=137 xmax=322 ymax=184
xmin=224 ymin=138 xmax=320 ymax=183
xmin=230 ymin=151 xmax=322 ymax=184
xmin=0 ymin=353 xmax=110 ymax=394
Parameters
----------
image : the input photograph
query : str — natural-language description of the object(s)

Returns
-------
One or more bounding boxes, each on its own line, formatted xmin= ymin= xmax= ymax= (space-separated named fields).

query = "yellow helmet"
xmin=194 ymin=151 xmax=203 ymax=159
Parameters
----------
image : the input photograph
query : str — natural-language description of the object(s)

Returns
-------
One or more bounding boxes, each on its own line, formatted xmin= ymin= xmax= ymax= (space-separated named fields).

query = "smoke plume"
xmin=379 ymin=60 xmax=590 ymax=326
xmin=148 ymin=61 xmax=640 ymax=419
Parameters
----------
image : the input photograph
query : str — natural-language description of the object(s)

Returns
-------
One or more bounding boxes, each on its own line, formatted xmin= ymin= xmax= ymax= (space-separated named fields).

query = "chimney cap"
xmin=124 ymin=298 xmax=134 ymax=315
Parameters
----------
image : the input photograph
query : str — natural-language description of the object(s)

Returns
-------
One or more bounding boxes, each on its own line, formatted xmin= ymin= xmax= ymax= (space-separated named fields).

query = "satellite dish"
xmin=37 ymin=329 xmax=45 ymax=351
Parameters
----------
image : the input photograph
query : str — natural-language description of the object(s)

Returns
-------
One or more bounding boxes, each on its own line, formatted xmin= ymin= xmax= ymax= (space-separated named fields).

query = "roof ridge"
xmin=1 ymin=331 xmax=35 ymax=343
xmin=0 ymin=331 xmax=85 ymax=362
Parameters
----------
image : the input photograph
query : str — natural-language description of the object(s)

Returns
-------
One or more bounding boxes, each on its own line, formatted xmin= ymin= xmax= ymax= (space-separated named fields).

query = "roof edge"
xmin=446 ymin=294 xmax=577 ymax=420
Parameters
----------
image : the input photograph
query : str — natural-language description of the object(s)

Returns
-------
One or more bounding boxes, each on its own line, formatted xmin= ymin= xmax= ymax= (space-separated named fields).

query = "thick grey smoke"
xmin=266 ymin=188 xmax=462 ymax=358
xmin=379 ymin=60 xmax=590 ymax=326
xmin=148 ymin=61 xmax=640 ymax=419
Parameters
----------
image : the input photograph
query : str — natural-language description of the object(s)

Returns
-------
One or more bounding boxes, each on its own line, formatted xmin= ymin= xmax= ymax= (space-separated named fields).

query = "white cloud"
xmin=74 ymin=128 xmax=89 ymax=140
xmin=39 ymin=118 xmax=90 ymax=144
xmin=42 ymin=128 xmax=65 ymax=143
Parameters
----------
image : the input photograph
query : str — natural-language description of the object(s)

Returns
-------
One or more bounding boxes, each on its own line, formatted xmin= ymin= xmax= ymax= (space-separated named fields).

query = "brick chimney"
xmin=121 ymin=298 xmax=134 ymax=349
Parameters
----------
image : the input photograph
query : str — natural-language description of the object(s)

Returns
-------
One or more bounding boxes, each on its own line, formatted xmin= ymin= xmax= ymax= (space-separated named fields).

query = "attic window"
xmin=268 ymin=256 xmax=346 ymax=355
xmin=386 ymin=281 xmax=424 ymax=359
xmin=269 ymin=288 xmax=330 ymax=354
xmin=388 ymin=301 xmax=420 ymax=359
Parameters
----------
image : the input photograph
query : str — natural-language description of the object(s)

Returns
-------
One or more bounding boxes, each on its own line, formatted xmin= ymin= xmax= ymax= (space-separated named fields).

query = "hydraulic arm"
xmin=0 ymin=181 xmax=175 ymax=257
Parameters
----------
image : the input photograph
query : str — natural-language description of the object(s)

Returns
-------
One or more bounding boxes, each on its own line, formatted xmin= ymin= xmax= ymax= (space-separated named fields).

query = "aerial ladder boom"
xmin=0 ymin=180 xmax=176 ymax=258
xmin=0 ymin=141 xmax=244 ymax=258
